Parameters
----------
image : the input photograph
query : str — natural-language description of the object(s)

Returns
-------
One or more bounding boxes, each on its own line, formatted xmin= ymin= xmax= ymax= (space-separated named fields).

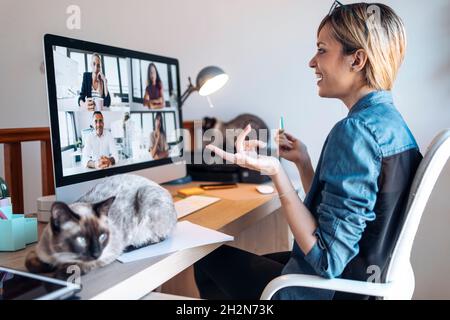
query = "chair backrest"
xmin=385 ymin=129 xmax=450 ymax=298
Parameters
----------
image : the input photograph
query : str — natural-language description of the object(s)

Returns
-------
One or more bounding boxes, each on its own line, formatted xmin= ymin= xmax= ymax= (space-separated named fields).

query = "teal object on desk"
xmin=24 ymin=216 xmax=38 ymax=244
xmin=0 ymin=205 xmax=13 ymax=220
xmin=0 ymin=214 xmax=38 ymax=251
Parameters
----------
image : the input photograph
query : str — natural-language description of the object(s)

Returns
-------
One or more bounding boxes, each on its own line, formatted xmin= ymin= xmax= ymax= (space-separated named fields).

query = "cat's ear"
xmin=50 ymin=202 xmax=80 ymax=234
xmin=93 ymin=196 xmax=115 ymax=217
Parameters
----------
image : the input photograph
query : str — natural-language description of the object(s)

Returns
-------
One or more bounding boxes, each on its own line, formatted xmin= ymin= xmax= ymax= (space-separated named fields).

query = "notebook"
xmin=174 ymin=195 xmax=221 ymax=219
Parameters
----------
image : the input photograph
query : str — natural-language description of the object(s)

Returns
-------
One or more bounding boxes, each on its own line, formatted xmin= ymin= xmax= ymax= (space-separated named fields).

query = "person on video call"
xmin=82 ymin=111 xmax=118 ymax=169
xmin=194 ymin=2 xmax=422 ymax=300
xmin=143 ymin=63 xmax=165 ymax=109
xmin=149 ymin=112 xmax=169 ymax=160
xmin=78 ymin=53 xmax=111 ymax=110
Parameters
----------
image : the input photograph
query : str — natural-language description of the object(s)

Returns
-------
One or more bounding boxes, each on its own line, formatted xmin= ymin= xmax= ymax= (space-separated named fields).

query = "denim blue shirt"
xmin=277 ymin=91 xmax=420 ymax=300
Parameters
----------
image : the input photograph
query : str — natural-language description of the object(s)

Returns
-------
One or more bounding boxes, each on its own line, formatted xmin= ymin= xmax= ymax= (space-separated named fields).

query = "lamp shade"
xmin=196 ymin=66 xmax=229 ymax=96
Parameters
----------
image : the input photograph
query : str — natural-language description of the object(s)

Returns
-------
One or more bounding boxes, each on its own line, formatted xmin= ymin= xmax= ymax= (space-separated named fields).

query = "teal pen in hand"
xmin=279 ymin=116 xmax=285 ymax=134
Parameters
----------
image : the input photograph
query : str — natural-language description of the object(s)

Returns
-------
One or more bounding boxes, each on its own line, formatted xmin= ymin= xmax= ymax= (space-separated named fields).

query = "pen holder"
xmin=0 ymin=204 xmax=13 ymax=220
xmin=0 ymin=214 xmax=38 ymax=252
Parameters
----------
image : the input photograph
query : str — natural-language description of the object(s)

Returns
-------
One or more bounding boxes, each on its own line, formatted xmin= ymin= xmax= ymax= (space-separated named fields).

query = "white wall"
xmin=0 ymin=0 xmax=449 ymax=299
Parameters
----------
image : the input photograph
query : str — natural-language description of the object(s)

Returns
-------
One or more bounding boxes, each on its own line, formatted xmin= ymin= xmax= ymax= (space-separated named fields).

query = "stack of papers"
xmin=117 ymin=221 xmax=233 ymax=263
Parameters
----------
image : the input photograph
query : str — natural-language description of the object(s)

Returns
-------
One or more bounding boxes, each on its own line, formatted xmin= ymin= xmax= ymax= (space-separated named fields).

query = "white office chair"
xmin=261 ymin=129 xmax=450 ymax=300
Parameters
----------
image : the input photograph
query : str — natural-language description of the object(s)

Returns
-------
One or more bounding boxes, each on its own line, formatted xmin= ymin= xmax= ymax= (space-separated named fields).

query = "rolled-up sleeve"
xmin=304 ymin=118 xmax=381 ymax=279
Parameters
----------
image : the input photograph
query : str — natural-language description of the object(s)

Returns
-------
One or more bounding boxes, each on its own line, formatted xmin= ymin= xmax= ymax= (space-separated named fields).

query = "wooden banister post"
xmin=183 ymin=121 xmax=195 ymax=152
xmin=41 ymin=139 xmax=55 ymax=196
xmin=4 ymin=142 xmax=24 ymax=214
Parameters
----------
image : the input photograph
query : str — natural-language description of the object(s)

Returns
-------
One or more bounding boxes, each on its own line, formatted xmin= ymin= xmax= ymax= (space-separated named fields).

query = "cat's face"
xmin=49 ymin=197 xmax=115 ymax=262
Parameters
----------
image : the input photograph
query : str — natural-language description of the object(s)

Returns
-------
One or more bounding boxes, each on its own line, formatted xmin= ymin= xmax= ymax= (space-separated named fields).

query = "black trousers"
xmin=194 ymin=245 xmax=291 ymax=300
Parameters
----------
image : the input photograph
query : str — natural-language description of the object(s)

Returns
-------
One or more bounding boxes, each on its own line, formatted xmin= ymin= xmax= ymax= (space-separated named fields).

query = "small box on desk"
xmin=36 ymin=195 xmax=55 ymax=223
xmin=0 ymin=215 xmax=38 ymax=252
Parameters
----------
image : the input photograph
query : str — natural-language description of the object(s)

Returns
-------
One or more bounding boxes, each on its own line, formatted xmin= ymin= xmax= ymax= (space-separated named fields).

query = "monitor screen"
xmin=44 ymin=35 xmax=184 ymax=188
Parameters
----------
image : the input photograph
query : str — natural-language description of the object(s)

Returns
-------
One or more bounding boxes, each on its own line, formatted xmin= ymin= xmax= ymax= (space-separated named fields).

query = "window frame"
xmin=60 ymin=111 xmax=79 ymax=152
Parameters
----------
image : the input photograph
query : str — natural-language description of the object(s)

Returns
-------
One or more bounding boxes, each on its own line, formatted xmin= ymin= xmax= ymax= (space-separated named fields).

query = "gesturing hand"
xmin=205 ymin=124 xmax=280 ymax=176
xmin=274 ymin=130 xmax=309 ymax=165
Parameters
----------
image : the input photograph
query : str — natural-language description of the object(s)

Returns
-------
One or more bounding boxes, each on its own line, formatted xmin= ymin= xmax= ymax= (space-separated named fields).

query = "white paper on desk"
xmin=117 ymin=221 xmax=234 ymax=263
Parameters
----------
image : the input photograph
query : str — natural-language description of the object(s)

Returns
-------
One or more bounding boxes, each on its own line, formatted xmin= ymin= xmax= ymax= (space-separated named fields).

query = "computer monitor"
xmin=43 ymin=34 xmax=186 ymax=203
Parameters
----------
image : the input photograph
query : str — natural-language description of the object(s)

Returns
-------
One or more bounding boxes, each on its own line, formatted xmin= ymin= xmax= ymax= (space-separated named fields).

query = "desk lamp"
xmin=180 ymin=66 xmax=228 ymax=108
xmin=167 ymin=66 xmax=228 ymax=185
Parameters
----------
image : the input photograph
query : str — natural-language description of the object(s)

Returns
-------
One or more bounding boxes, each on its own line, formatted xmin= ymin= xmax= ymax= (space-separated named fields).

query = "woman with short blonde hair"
xmin=319 ymin=2 xmax=407 ymax=91
xmin=78 ymin=52 xmax=111 ymax=109
xmin=195 ymin=2 xmax=422 ymax=300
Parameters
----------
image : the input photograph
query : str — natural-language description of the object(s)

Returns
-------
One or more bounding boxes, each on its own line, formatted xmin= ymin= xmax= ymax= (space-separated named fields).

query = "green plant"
xmin=0 ymin=176 xmax=9 ymax=198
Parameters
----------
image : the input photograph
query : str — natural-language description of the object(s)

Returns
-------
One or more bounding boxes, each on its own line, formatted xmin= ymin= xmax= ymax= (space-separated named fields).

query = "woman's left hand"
xmin=206 ymin=124 xmax=281 ymax=176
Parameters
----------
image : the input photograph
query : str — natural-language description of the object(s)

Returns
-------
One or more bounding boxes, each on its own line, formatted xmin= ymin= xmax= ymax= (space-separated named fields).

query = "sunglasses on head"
xmin=327 ymin=0 xmax=369 ymax=37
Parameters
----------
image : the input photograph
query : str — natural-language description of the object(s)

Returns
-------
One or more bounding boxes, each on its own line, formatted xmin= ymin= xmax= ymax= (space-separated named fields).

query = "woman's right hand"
xmin=274 ymin=130 xmax=309 ymax=165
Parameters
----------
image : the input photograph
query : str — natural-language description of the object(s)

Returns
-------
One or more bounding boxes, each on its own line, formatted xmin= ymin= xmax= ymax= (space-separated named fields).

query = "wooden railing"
xmin=0 ymin=127 xmax=54 ymax=214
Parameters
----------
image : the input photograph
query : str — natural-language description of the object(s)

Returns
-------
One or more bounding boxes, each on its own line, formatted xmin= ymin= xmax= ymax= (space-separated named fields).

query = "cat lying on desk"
xmin=25 ymin=174 xmax=177 ymax=277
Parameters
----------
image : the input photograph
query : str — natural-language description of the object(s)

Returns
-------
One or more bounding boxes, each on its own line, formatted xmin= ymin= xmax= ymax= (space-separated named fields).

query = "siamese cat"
xmin=26 ymin=174 xmax=177 ymax=277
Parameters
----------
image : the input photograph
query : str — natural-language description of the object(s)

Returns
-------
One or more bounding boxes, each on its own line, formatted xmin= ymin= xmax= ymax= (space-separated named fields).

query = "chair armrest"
xmin=260 ymin=274 xmax=394 ymax=300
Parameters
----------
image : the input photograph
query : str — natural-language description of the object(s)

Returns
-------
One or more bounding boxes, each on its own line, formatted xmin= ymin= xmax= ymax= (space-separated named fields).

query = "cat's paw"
xmin=25 ymin=250 xmax=56 ymax=274
xmin=78 ymin=260 xmax=106 ymax=273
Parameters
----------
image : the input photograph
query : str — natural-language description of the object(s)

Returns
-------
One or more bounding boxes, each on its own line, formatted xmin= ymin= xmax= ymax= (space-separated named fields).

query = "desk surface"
xmin=0 ymin=181 xmax=281 ymax=300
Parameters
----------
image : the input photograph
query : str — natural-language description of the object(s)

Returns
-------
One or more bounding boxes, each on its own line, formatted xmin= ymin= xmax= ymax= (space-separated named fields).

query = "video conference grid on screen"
xmin=52 ymin=46 xmax=182 ymax=177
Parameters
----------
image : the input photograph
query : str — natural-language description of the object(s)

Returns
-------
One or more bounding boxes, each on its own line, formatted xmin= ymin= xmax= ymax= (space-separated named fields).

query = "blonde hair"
xmin=319 ymin=2 xmax=406 ymax=90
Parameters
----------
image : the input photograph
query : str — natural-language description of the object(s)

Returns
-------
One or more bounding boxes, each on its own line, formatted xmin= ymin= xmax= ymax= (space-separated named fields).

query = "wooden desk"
xmin=0 ymin=182 xmax=290 ymax=299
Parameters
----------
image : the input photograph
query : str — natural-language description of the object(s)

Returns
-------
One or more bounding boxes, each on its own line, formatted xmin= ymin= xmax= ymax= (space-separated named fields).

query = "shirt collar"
xmin=348 ymin=90 xmax=393 ymax=116
xmin=94 ymin=131 xmax=106 ymax=139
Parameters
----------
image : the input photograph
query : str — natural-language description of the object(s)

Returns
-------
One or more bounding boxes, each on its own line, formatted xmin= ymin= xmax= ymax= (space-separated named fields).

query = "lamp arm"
xmin=180 ymin=77 xmax=196 ymax=108
xmin=180 ymin=88 xmax=193 ymax=106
